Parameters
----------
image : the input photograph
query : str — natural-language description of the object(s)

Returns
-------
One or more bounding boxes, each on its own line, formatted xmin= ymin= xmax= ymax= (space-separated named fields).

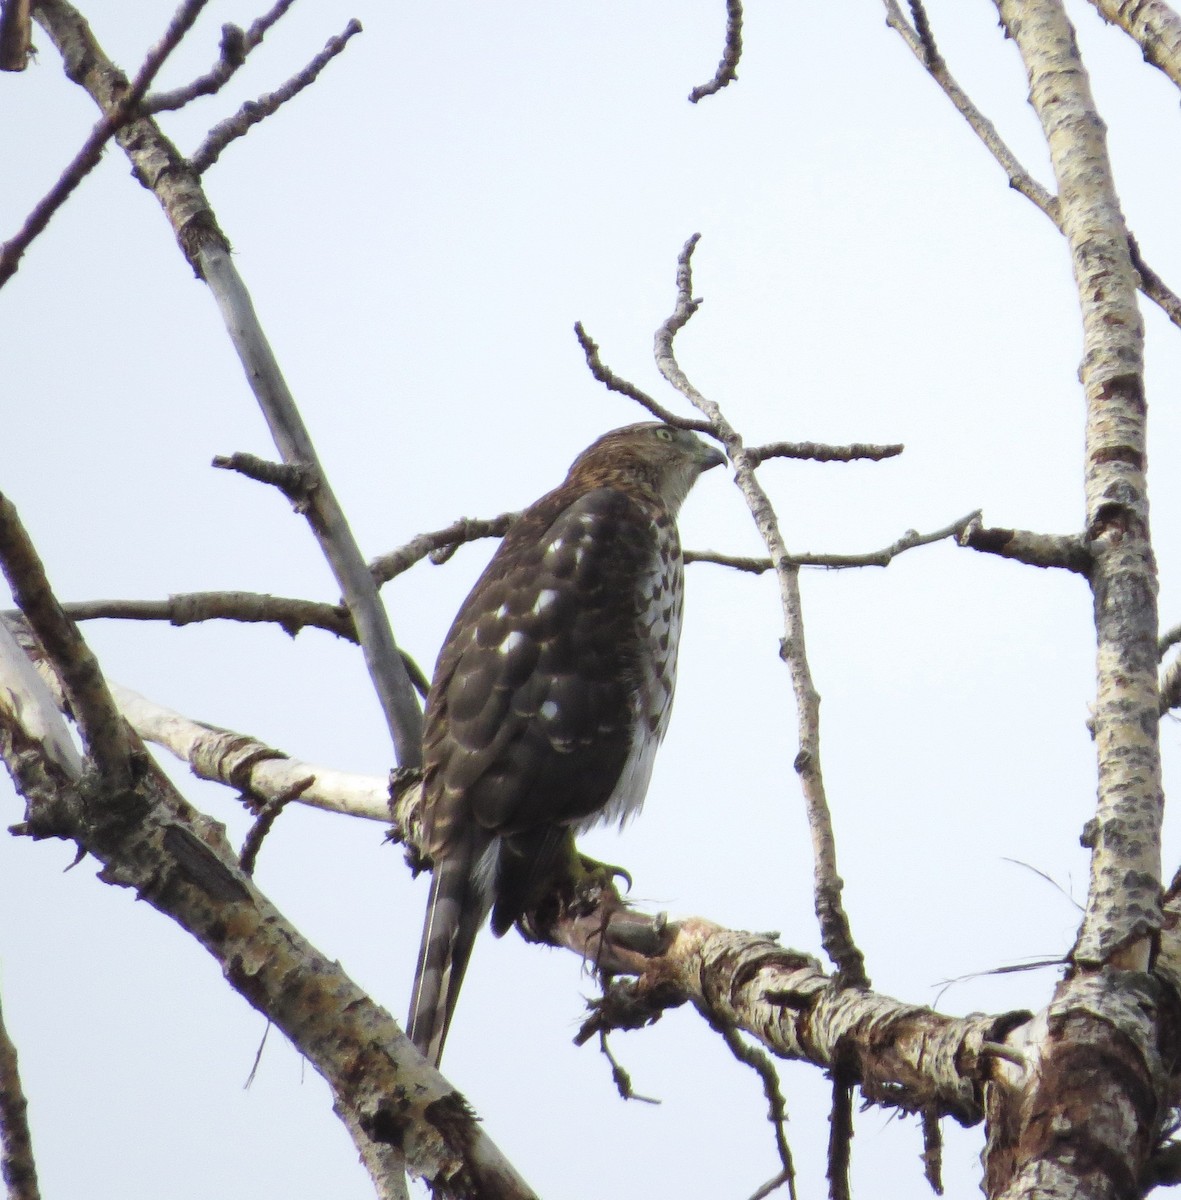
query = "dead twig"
xmin=189 ymin=19 xmax=362 ymax=174
xmin=746 ymin=440 xmax=903 ymax=464
xmin=212 ymin=452 xmax=317 ymax=509
xmin=370 ymin=512 xmax=519 ymax=586
xmin=0 ymin=0 xmax=32 ymax=71
xmin=958 ymin=518 xmax=1091 ymax=573
xmin=0 ymin=991 xmax=41 ymax=1200
xmin=573 ymin=322 xmax=713 ymax=433
xmin=0 ymin=0 xmax=207 ymax=286
xmin=650 ymin=234 xmax=868 ymax=988
xmin=827 ymin=1076 xmax=853 ymax=1200
xmin=145 ymin=0 xmax=296 ymax=113
xmin=689 ymin=0 xmax=743 ymax=103
xmin=239 ymin=775 xmax=313 ymax=875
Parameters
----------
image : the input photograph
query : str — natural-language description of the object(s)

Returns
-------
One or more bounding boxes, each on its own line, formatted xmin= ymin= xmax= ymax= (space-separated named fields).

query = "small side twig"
xmin=596 ymin=1030 xmax=660 ymax=1105
xmin=145 ymin=0 xmax=296 ymax=112
xmin=0 ymin=0 xmax=207 ymax=285
xmin=212 ymin=451 xmax=318 ymax=509
xmin=1159 ymin=653 xmax=1181 ymax=717
xmin=0 ymin=991 xmax=41 ymax=1200
xmin=1158 ymin=622 xmax=1181 ymax=660
xmin=189 ymin=19 xmax=362 ymax=174
xmin=705 ymin=1012 xmax=796 ymax=1200
xmin=239 ymin=775 xmax=313 ymax=875
xmin=689 ymin=0 xmax=743 ymax=103
xmin=370 ymin=511 xmax=519 ymax=586
xmin=573 ymin=322 xmax=713 ymax=433
xmin=921 ymin=1109 xmax=944 ymax=1195
xmin=827 ymin=1075 xmax=853 ymax=1200
xmin=907 ymin=0 xmax=943 ymax=68
xmin=958 ymin=518 xmax=1092 ymax=573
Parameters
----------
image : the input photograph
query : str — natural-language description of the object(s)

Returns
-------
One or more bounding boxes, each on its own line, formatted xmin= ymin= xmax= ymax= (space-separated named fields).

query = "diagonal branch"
xmin=30 ymin=1 xmax=425 ymax=769
xmin=144 ymin=0 xmax=297 ymax=113
xmin=0 ymin=0 xmax=208 ymax=286
xmin=882 ymin=0 xmax=1181 ymax=330
xmin=189 ymin=19 xmax=362 ymax=174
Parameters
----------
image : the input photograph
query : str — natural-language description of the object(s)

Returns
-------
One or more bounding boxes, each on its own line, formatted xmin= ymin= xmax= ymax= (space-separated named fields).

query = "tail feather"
xmin=407 ymin=847 xmax=487 ymax=1067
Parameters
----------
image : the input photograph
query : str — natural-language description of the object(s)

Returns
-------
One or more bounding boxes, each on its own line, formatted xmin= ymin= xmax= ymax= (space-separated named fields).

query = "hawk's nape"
xmin=407 ymin=423 xmax=724 ymax=1066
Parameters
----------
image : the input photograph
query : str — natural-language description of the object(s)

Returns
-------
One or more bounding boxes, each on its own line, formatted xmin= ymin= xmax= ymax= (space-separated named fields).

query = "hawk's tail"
xmin=407 ymin=849 xmax=485 ymax=1067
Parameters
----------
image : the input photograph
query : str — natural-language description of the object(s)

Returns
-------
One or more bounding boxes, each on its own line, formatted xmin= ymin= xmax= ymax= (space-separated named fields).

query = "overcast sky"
xmin=3 ymin=2 xmax=1181 ymax=1198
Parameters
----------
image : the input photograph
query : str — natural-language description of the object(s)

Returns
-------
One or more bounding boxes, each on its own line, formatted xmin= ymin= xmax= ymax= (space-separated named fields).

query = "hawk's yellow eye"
xmin=655 ymin=428 xmax=674 ymax=441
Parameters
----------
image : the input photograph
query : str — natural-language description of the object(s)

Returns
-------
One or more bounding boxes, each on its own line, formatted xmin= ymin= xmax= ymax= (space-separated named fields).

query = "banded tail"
xmin=407 ymin=845 xmax=487 ymax=1067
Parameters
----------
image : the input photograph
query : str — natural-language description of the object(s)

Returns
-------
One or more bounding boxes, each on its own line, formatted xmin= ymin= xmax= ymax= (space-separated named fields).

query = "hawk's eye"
xmin=654 ymin=428 xmax=674 ymax=442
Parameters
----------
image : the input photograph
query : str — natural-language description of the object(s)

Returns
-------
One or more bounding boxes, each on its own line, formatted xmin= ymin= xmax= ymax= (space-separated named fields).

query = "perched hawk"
xmin=407 ymin=422 xmax=724 ymax=1065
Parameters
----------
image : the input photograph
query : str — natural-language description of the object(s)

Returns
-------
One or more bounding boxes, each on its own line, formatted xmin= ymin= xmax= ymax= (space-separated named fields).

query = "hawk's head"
xmin=566 ymin=423 xmax=726 ymax=513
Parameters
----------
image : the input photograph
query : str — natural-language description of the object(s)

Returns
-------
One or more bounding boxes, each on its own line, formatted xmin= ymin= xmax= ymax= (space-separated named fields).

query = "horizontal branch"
xmin=685 ymin=510 xmax=979 ymax=573
xmin=45 ymin=593 xmax=355 ymax=640
xmin=3 ymin=624 xmax=1045 ymax=1135
xmin=958 ymin=519 xmax=1092 ymax=573
xmin=745 ymin=440 xmax=903 ymax=465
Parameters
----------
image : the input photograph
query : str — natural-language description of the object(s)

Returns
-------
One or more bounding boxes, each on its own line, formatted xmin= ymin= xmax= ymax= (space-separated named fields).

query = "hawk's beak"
xmin=698 ymin=442 xmax=727 ymax=472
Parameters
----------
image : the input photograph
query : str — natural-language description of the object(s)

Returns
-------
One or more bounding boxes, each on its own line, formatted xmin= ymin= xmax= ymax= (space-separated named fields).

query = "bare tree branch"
xmin=0 ymin=609 xmax=534 ymax=1198
xmin=46 ymin=592 xmax=355 ymax=640
xmin=958 ymin=519 xmax=1092 ymax=573
xmin=979 ymin=2 xmax=1162 ymax=1193
xmin=1084 ymin=0 xmax=1181 ymax=93
xmin=1159 ymin=621 xmax=1181 ymax=658
xmin=0 ymin=0 xmax=207 ymax=286
xmin=144 ymin=0 xmax=297 ymax=113
xmin=882 ymin=0 xmax=1181 ymax=331
xmin=189 ymin=19 xmax=362 ymax=174
xmin=649 ymin=233 xmax=868 ymax=988
xmin=573 ymin=322 xmax=712 ymax=432
xmin=689 ymin=0 xmax=743 ymax=103
xmin=687 ymin=511 xmax=980 ymax=573
xmin=745 ymin=440 xmax=903 ymax=464
xmin=33 ymin=0 xmax=423 ymax=770
xmin=0 ymin=0 xmax=31 ymax=71
xmin=370 ymin=511 xmax=519 ymax=586
xmin=212 ymin=451 xmax=317 ymax=507
xmin=0 ymin=991 xmax=40 ymax=1200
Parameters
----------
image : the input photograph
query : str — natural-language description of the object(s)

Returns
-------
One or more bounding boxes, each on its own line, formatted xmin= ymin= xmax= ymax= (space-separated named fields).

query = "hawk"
xmin=407 ymin=422 xmax=724 ymax=1065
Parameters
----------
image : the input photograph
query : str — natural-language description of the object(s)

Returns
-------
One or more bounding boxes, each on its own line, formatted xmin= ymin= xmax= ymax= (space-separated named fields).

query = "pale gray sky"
xmin=3 ymin=3 xmax=1180 ymax=1198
